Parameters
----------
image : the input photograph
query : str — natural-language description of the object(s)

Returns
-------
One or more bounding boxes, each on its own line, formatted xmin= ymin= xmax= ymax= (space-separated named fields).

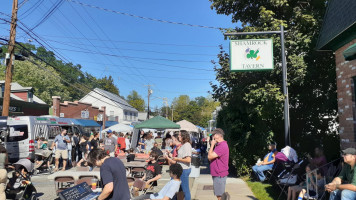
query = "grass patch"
xmin=242 ymin=176 xmax=285 ymax=200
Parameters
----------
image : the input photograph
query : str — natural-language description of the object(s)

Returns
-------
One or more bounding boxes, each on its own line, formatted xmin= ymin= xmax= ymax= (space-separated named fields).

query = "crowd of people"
xmin=84 ymin=128 xmax=230 ymax=200
xmin=0 ymin=125 xmax=233 ymax=200
xmin=251 ymin=141 xmax=356 ymax=200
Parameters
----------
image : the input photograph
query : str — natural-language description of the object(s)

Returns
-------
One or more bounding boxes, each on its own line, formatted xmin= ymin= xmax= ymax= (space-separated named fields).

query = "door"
xmin=6 ymin=124 xmax=29 ymax=161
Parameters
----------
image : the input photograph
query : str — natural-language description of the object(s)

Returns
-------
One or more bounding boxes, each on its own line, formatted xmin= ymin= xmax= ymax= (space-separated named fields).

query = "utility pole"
xmin=145 ymin=85 xmax=153 ymax=120
xmin=171 ymin=105 xmax=174 ymax=121
xmin=2 ymin=0 xmax=18 ymax=116
xmin=163 ymin=97 xmax=168 ymax=118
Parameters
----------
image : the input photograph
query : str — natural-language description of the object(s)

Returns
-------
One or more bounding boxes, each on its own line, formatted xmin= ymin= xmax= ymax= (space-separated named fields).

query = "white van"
xmin=5 ymin=116 xmax=82 ymax=163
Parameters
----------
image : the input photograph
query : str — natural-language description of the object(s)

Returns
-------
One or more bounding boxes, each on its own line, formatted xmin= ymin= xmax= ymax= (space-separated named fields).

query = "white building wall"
xmin=80 ymin=91 xmax=123 ymax=122
xmin=80 ymin=91 xmax=138 ymax=124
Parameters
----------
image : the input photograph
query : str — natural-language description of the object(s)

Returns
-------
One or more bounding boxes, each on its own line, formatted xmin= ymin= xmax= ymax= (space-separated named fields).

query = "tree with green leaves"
xmin=0 ymin=60 xmax=71 ymax=104
xmin=96 ymin=75 xmax=120 ymax=96
xmin=209 ymin=0 xmax=339 ymax=175
xmin=170 ymin=95 xmax=219 ymax=127
xmin=127 ymin=90 xmax=145 ymax=112
xmin=0 ymin=44 xmax=120 ymax=104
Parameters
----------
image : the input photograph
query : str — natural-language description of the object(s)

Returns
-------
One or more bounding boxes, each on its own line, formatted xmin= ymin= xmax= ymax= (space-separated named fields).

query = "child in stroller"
xmin=6 ymin=159 xmax=37 ymax=200
xmin=34 ymin=147 xmax=54 ymax=175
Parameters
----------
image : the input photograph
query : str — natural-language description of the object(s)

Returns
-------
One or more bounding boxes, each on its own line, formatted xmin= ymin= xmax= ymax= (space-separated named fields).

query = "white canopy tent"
xmin=166 ymin=120 xmax=199 ymax=133
xmin=101 ymin=123 xmax=133 ymax=133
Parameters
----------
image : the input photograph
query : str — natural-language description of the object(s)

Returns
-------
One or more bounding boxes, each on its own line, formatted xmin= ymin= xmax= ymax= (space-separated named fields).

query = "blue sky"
xmin=0 ymin=0 xmax=237 ymax=108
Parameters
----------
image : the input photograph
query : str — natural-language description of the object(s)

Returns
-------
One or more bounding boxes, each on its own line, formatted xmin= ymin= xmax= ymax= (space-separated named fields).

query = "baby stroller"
xmin=6 ymin=159 xmax=38 ymax=200
xmin=34 ymin=149 xmax=54 ymax=175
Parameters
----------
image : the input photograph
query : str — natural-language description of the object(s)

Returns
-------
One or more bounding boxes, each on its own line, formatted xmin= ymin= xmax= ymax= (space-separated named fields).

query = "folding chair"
xmin=131 ymin=167 xmax=146 ymax=178
xmin=76 ymin=177 xmax=92 ymax=185
xmin=127 ymin=177 xmax=135 ymax=185
xmin=54 ymin=176 xmax=75 ymax=195
xmin=276 ymin=159 xmax=306 ymax=199
xmin=173 ymin=191 xmax=184 ymax=200
xmin=78 ymin=175 xmax=99 ymax=180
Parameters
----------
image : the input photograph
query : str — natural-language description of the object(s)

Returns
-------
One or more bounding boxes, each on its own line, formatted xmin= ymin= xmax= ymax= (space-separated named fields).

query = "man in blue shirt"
xmin=252 ymin=142 xmax=277 ymax=182
xmin=54 ymin=129 xmax=70 ymax=171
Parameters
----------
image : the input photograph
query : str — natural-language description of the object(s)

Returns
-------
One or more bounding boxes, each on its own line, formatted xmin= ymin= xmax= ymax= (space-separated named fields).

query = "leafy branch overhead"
xmin=209 ymin=0 xmax=339 ymax=175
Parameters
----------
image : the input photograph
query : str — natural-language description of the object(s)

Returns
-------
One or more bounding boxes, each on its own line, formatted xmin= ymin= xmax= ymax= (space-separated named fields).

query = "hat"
xmin=14 ymin=159 xmax=34 ymax=172
xmin=342 ymin=148 xmax=356 ymax=155
xmin=107 ymin=129 xmax=113 ymax=133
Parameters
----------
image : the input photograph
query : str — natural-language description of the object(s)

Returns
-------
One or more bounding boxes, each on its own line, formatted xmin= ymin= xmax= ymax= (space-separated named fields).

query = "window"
xmin=8 ymin=125 xmax=28 ymax=142
xmin=28 ymin=91 xmax=33 ymax=102
xmin=48 ymin=126 xmax=61 ymax=139
xmin=0 ymin=84 xmax=4 ymax=98
xmin=110 ymin=111 xmax=114 ymax=117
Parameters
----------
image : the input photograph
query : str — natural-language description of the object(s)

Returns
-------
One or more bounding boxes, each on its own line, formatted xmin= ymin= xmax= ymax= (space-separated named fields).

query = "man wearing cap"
xmin=103 ymin=130 xmax=117 ymax=157
xmin=208 ymin=128 xmax=229 ymax=200
xmin=252 ymin=142 xmax=277 ymax=182
xmin=325 ymin=148 xmax=356 ymax=200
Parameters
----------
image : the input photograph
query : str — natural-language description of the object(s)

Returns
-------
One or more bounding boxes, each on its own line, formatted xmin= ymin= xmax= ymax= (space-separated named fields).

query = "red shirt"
xmin=172 ymin=144 xmax=182 ymax=157
xmin=117 ymin=137 xmax=126 ymax=149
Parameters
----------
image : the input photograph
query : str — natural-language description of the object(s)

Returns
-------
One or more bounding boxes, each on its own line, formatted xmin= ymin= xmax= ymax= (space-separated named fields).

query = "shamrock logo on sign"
xmin=245 ymin=48 xmax=261 ymax=61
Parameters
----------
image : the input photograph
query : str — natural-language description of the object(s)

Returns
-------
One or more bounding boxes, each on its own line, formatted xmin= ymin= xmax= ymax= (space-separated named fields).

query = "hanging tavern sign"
xmin=230 ymin=39 xmax=274 ymax=71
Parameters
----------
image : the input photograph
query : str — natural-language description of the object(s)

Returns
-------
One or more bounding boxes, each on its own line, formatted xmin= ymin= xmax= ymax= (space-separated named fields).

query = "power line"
xmin=39 ymin=34 xmax=225 ymax=48
xmin=44 ymin=36 xmax=217 ymax=57
xmin=52 ymin=47 xmax=212 ymax=63
xmin=7 ymin=40 xmax=139 ymax=110
xmin=125 ymin=59 xmax=214 ymax=72
xmin=72 ymin=60 xmax=213 ymax=75
xmin=67 ymin=1 xmax=153 ymax=86
xmin=0 ymin=17 xmax=149 ymax=89
xmin=52 ymin=1 xmax=149 ymax=87
xmin=0 ymin=15 xmax=72 ymax=63
xmin=81 ymin=67 xmax=214 ymax=81
xmin=67 ymin=0 xmax=225 ymax=30
xmin=31 ymin=0 xmax=65 ymax=30
xmin=18 ymin=0 xmax=30 ymax=9
xmin=19 ymin=0 xmax=45 ymax=19
xmin=1 ymin=16 xmax=140 ymax=90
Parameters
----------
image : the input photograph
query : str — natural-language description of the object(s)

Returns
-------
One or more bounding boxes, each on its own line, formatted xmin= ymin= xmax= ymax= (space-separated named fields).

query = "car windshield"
xmin=8 ymin=125 xmax=28 ymax=142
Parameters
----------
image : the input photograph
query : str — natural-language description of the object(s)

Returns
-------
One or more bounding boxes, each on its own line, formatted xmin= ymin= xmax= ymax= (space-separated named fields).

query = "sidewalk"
xmin=191 ymin=165 xmax=257 ymax=200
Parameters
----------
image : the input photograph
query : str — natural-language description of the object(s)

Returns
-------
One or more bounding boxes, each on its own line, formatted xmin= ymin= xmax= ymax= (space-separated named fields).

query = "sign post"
xmin=225 ymin=25 xmax=290 ymax=146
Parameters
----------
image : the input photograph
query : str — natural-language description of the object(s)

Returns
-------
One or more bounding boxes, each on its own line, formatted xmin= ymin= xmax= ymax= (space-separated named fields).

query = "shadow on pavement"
xmin=35 ymin=192 xmax=44 ymax=197
xmin=247 ymin=195 xmax=259 ymax=200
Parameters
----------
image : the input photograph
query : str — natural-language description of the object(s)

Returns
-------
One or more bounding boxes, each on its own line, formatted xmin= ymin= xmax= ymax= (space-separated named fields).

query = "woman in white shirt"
xmin=166 ymin=130 xmax=192 ymax=200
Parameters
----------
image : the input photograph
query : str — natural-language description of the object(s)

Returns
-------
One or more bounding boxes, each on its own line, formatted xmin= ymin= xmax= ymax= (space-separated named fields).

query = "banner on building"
xmin=81 ymin=110 xmax=89 ymax=119
xmin=230 ymin=39 xmax=274 ymax=71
